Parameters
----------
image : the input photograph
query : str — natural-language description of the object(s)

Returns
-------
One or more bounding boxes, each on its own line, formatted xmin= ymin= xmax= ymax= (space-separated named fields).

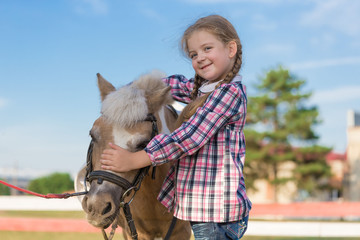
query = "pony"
xmin=75 ymin=72 xmax=191 ymax=240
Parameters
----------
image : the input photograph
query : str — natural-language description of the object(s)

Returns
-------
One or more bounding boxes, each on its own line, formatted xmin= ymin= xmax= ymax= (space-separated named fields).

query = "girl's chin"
xmin=198 ymin=72 xmax=218 ymax=82
xmin=202 ymin=75 xmax=221 ymax=82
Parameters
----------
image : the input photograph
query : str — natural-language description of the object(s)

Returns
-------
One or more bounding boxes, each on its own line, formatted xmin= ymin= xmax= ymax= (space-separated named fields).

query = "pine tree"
xmin=244 ymin=65 xmax=331 ymax=202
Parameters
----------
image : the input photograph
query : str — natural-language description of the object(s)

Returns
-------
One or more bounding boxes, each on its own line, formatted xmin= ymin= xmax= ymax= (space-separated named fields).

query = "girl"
xmin=101 ymin=15 xmax=251 ymax=239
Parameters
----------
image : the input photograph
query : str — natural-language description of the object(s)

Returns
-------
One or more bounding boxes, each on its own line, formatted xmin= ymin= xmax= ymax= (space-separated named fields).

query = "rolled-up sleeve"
xmin=163 ymin=75 xmax=194 ymax=104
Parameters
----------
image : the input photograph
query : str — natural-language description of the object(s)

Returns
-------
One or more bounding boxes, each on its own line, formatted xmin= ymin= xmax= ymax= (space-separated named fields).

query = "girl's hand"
xmin=100 ymin=143 xmax=151 ymax=172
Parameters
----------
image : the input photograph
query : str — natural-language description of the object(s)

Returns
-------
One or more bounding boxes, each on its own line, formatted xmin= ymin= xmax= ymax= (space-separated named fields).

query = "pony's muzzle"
xmin=81 ymin=188 xmax=120 ymax=228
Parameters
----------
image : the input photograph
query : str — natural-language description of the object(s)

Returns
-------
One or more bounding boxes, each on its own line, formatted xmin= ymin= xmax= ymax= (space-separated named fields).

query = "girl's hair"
xmin=175 ymin=15 xmax=242 ymax=127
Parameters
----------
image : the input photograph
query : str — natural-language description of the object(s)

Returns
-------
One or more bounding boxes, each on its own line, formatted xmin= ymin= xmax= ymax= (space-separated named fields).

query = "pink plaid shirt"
xmin=145 ymin=75 xmax=251 ymax=222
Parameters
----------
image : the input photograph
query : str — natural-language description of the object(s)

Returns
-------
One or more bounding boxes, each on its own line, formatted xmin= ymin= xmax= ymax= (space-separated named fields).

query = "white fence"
xmin=247 ymin=221 xmax=360 ymax=237
xmin=0 ymin=196 xmax=82 ymax=211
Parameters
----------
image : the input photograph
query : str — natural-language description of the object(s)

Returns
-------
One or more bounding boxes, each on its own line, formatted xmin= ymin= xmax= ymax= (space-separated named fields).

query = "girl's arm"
xmin=163 ymin=75 xmax=194 ymax=104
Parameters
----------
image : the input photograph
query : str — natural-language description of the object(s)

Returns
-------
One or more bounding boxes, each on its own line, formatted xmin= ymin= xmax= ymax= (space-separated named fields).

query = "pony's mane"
xmin=101 ymin=71 xmax=167 ymax=128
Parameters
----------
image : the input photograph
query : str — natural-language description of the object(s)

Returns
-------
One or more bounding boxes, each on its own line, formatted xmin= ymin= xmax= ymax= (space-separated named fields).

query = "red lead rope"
xmin=0 ymin=180 xmax=87 ymax=199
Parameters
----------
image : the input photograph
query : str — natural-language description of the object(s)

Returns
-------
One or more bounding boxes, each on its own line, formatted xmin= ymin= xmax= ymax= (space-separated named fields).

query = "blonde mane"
xmin=101 ymin=71 xmax=167 ymax=128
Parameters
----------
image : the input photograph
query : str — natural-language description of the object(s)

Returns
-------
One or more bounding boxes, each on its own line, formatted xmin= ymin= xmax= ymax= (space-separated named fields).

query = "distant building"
xmin=248 ymin=161 xmax=297 ymax=204
xmin=0 ymin=167 xmax=51 ymax=196
xmin=344 ymin=110 xmax=360 ymax=201
xmin=326 ymin=152 xmax=347 ymax=199
xmin=347 ymin=110 xmax=360 ymax=127
xmin=248 ymin=152 xmax=347 ymax=204
xmin=0 ymin=177 xmax=30 ymax=196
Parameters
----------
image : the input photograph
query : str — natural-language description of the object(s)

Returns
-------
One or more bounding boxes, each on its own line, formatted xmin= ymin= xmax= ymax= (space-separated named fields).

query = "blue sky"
xmin=1 ymin=0 xmax=360 ymax=177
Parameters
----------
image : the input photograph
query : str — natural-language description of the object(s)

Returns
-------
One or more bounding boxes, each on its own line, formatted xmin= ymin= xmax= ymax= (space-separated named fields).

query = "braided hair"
xmin=175 ymin=15 xmax=243 ymax=127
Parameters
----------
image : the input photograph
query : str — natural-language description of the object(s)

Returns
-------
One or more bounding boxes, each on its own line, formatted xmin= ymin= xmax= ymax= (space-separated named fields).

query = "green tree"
xmin=294 ymin=145 xmax=332 ymax=197
xmin=28 ymin=172 xmax=74 ymax=194
xmin=0 ymin=179 xmax=11 ymax=195
xmin=244 ymin=65 xmax=332 ymax=202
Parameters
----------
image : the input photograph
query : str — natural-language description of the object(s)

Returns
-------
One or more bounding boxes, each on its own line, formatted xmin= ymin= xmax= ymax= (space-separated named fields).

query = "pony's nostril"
xmin=102 ymin=202 xmax=112 ymax=215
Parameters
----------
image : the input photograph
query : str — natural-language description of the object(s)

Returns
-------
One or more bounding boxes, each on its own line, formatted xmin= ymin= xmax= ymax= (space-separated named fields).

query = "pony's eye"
xmin=89 ymin=130 xmax=97 ymax=142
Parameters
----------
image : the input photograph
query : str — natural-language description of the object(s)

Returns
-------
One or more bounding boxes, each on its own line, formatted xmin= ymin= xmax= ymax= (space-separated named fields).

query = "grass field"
xmin=0 ymin=231 xmax=107 ymax=240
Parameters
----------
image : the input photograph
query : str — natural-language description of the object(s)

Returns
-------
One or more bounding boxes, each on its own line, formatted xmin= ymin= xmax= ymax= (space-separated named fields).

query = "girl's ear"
xmin=227 ymin=41 xmax=238 ymax=58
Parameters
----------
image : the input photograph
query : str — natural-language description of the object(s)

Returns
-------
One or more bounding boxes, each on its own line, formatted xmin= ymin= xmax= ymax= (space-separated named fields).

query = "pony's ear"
xmin=153 ymin=85 xmax=172 ymax=104
xmin=147 ymin=85 xmax=172 ymax=112
xmin=157 ymin=85 xmax=171 ymax=97
xmin=97 ymin=73 xmax=116 ymax=101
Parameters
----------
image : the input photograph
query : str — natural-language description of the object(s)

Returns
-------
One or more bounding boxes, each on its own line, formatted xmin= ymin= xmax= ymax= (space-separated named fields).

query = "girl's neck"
xmin=199 ymin=75 xmax=242 ymax=94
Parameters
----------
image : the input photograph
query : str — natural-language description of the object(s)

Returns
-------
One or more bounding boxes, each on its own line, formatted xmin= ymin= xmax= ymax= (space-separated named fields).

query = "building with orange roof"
xmin=344 ymin=110 xmax=360 ymax=201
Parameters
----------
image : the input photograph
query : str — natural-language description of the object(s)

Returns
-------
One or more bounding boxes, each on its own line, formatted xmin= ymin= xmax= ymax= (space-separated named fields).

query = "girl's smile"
xmin=200 ymin=63 xmax=211 ymax=70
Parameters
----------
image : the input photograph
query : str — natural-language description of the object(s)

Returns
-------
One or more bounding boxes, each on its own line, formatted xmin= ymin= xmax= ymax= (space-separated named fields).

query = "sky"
xmin=1 ymin=0 xmax=360 ymax=178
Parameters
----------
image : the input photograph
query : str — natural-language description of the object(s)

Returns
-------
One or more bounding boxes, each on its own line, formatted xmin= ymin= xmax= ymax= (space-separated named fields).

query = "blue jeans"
xmin=190 ymin=215 xmax=249 ymax=240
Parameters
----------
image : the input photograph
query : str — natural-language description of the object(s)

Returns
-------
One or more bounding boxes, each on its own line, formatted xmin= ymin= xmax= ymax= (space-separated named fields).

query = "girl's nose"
xmin=197 ymin=52 xmax=206 ymax=62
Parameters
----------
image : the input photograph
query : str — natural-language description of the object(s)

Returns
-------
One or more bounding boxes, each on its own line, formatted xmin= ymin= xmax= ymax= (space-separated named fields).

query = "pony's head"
xmin=76 ymin=72 xmax=173 ymax=229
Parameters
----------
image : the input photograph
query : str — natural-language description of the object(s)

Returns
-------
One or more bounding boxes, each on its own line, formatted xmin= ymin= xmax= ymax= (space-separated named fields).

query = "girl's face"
xmin=187 ymin=30 xmax=237 ymax=83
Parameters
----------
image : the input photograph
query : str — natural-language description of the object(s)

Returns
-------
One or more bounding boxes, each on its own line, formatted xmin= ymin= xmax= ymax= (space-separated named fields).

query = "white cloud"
xmin=0 ymin=98 xmax=8 ymax=109
xmin=73 ymin=0 xmax=109 ymax=15
xmin=300 ymin=0 xmax=360 ymax=36
xmin=259 ymin=43 xmax=295 ymax=55
xmin=139 ymin=7 xmax=164 ymax=22
xmin=311 ymin=86 xmax=360 ymax=104
xmin=251 ymin=14 xmax=278 ymax=31
xmin=289 ymin=56 xmax=360 ymax=70
xmin=181 ymin=0 xmax=283 ymax=4
xmin=309 ymin=33 xmax=336 ymax=48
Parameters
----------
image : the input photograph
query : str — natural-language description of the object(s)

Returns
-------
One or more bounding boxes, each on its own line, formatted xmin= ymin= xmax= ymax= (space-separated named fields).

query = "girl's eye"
xmin=204 ymin=46 xmax=212 ymax=51
xmin=189 ymin=53 xmax=197 ymax=59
